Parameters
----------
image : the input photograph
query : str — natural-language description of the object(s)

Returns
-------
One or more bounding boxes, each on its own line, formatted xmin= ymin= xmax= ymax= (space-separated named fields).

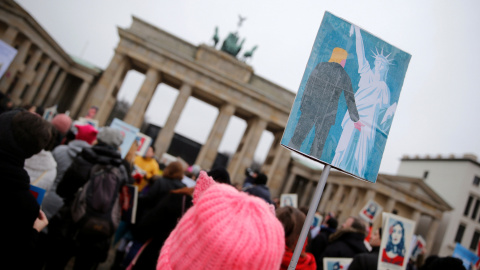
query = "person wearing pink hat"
xmin=156 ymin=171 xmax=285 ymax=270
xmin=74 ymin=124 xmax=98 ymax=145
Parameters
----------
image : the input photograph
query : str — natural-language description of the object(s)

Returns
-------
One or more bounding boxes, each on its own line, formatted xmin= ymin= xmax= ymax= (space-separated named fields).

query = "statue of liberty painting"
xmin=281 ymin=11 xmax=411 ymax=183
xmin=331 ymin=25 xmax=398 ymax=178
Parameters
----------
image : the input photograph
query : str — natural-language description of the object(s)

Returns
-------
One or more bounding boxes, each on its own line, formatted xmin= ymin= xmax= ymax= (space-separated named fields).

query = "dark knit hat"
xmin=207 ymin=167 xmax=231 ymax=185
xmin=0 ymin=110 xmax=51 ymax=160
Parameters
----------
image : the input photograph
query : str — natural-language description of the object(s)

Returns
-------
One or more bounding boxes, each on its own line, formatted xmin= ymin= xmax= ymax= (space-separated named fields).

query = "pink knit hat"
xmin=157 ymin=171 xmax=285 ymax=270
xmin=51 ymin=113 xmax=72 ymax=135
xmin=75 ymin=124 xmax=98 ymax=145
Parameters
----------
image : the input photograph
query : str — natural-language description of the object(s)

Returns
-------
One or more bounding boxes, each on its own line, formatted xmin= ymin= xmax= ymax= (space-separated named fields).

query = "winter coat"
xmin=52 ymin=139 xmax=91 ymax=189
xmin=308 ymin=226 xmax=336 ymax=266
xmin=56 ymin=143 xmax=129 ymax=201
xmin=244 ymin=184 xmax=273 ymax=204
xmin=347 ymin=246 xmax=380 ymax=270
xmin=42 ymin=140 xmax=91 ymax=220
xmin=25 ymin=149 xmax=57 ymax=191
xmin=131 ymin=187 xmax=193 ymax=270
xmin=0 ymin=110 xmax=41 ymax=268
xmin=136 ymin=176 xmax=186 ymax=220
xmin=318 ymin=228 xmax=368 ymax=270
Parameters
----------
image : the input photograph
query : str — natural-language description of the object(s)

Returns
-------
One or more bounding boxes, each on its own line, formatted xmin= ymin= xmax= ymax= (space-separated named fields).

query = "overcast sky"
xmin=15 ymin=0 xmax=480 ymax=175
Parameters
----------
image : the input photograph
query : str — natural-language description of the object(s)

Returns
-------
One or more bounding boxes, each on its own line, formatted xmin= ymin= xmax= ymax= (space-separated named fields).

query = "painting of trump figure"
xmin=282 ymin=11 xmax=411 ymax=182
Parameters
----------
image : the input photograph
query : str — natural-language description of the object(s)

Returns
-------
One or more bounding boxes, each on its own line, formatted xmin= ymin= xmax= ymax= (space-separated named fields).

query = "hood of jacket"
xmin=82 ymin=143 xmax=123 ymax=166
xmin=67 ymin=139 xmax=91 ymax=159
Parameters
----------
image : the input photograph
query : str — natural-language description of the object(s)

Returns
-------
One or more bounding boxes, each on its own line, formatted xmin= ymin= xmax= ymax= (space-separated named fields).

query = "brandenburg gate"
xmin=80 ymin=17 xmax=295 ymax=191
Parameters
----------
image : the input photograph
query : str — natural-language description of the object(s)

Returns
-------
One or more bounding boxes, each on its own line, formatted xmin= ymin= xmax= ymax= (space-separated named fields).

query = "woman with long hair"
xmin=381 ymin=221 xmax=406 ymax=266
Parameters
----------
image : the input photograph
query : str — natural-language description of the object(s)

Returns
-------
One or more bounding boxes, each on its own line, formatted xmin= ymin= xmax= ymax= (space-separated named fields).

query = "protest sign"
xmin=135 ymin=132 xmax=152 ymax=157
xmin=378 ymin=213 xmax=416 ymax=270
xmin=43 ymin=105 xmax=57 ymax=122
xmin=452 ymin=243 xmax=479 ymax=270
xmin=75 ymin=117 xmax=99 ymax=129
xmin=110 ymin=118 xmax=139 ymax=159
xmin=280 ymin=193 xmax=298 ymax=208
xmin=120 ymin=185 xmax=138 ymax=224
xmin=281 ymin=11 xmax=411 ymax=182
xmin=410 ymin=235 xmax=426 ymax=261
xmin=280 ymin=11 xmax=411 ymax=269
xmin=29 ymin=185 xmax=46 ymax=205
xmin=0 ymin=39 xmax=17 ymax=79
xmin=359 ymin=199 xmax=383 ymax=223
xmin=323 ymin=257 xmax=352 ymax=270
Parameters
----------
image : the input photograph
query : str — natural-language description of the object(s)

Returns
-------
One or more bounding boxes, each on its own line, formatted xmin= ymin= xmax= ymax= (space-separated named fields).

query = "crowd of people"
xmin=0 ymin=98 xmax=470 ymax=270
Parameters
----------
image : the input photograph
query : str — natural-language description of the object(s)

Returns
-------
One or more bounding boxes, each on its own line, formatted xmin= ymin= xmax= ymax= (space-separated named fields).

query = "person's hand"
xmin=354 ymin=121 xmax=365 ymax=131
xmin=33 ymin=210 xmax=48 ymax=232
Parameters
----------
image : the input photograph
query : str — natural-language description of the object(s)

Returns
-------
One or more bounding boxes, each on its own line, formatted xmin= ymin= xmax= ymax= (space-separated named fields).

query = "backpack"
xmin=71 ymin=163 xmax=123 ymax=238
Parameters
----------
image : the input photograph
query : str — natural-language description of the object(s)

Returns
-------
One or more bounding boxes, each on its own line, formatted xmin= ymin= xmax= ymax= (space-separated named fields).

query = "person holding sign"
xmin=381 ymin=221 xmax=406 ymax=266
xmin=288 ymin=47 xmax=361 ymax=158
xmin=332 ymin=25 xmax=397 ymax=178
xmin=133 ymin=146 xmax=160 ymax=193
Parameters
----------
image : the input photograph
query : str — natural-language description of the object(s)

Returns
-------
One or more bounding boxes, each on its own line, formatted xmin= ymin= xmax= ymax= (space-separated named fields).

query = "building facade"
xmin=398 ymin=154 xmax=480 ymax=256
xmin=0 ymin=1 xmax=296 ymax=194
xmin=0 ymin=0 xmax=101 ymax=118
xmin=281 ymin=156 xmax=452 ymax=256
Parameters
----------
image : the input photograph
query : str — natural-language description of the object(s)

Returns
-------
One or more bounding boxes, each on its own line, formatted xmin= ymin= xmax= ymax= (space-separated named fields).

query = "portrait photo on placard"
xmin=359 ymin=199 xmax=383 ymax=223
xmin=378 ymin=213 xmax=416 ymax=270
xmin=281 ymin=11 xmax=411 ymax=183
xmin=323 ymin=257 xmax=353 ymax=270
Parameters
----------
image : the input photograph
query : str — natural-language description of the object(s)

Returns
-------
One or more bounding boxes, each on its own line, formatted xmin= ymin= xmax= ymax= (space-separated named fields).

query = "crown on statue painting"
xmin=372 ymin=48 xmax=393 ymax=65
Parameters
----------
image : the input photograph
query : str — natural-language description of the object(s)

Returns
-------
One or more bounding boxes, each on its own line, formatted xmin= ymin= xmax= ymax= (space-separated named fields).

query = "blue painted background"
xmin=281 ymin=12 xmax=411 ymax=182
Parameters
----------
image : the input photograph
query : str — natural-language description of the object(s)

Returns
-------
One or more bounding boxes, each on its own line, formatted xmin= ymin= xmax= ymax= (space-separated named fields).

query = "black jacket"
xmin=132 ymin=188 xmax=193 ymax=270
xmin=309 ymin=226 xmax=336 ymax=266
xmin=136 ymin=176 xmax=186 ymax=223
xmin=0 ymin=111 xmax=41 ymax=268
xmin=56 ymin=143 xmax=129 ymax=202
xmin=347 ymin=246 xmax=380 ymax=270
xmin=318 ymin=228 xmax=368 ymax=270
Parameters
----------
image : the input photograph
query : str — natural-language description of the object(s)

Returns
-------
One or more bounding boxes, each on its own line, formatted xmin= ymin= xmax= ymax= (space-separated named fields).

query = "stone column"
xmin=0 ymin=40 xmax=31 ymax=93
xmin=300 ymin=180 xmax=314 ymax=207
xmin=35 ymin=64 xmax=59 ymax=107
xmin=425 ymin=218 xmax=439 ymax=256
xmin=357 ymin=189 xmax=376 ymax=214
xmin=262 ymin=132 xmax=292 ymax=198
xmin=44 ymin=70 xmax=67 ymax=107
xmin=81 ymin=52 xmax=129 ymax=125
xmin=384 ymin=198 xmax=396 ymax=213
xmin=69 ymin=80 xmax=92 ymax=118
xmin=318 ymin=183 xmax=333 ymax=212
xmin=154 ymin=83 xmax=192 ymax=159
xmin=411 ymin=210 xmax=422 ymax=231
xmin=2 ymin=26 xmax=19 ymax=45
xmin=329 ymin=185 xmax=345 ymax=215
xmin=23 ymin=58 xmax=52 ymax=104
xmin=340 ymin=187 xmax=358 ymax=220
xmin=11 ymin=48 xmax=43 ymax=103
xmin=124 ymin=68 xmax=161 ymax=127
xmin=227 ymin=116 xmax=268 ymax=184
xmin=195 ymin=103 xmax=235 ymax=170
xmin=282 ymin=173 xmax=296 ymax=194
